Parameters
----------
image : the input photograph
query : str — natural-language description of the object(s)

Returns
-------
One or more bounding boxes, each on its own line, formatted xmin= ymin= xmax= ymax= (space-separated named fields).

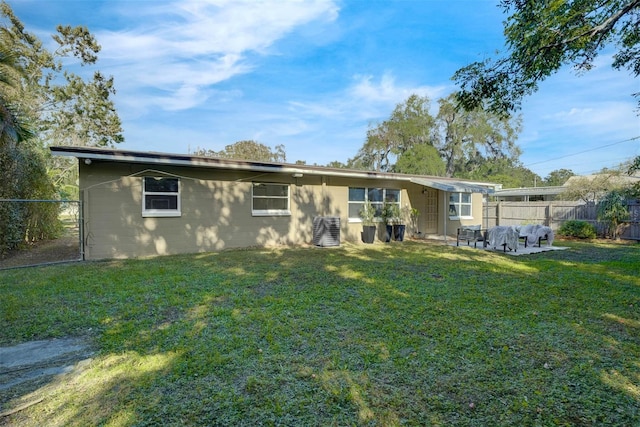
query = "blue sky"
xmin=11 ymin=0 xmax=640 ymax=178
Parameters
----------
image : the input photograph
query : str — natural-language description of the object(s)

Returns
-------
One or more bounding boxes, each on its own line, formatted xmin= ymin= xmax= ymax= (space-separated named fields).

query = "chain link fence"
xmin=0 ymin=199 xmax=82 ymax=269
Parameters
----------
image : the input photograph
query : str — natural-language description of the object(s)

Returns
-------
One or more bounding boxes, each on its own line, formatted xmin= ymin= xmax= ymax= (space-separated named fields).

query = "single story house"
xmin=51 ymin=146 xmax=495 ymax=260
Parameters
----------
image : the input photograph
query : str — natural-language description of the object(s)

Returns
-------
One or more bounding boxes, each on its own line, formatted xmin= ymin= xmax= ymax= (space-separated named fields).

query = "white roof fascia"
xmin=50 ymin=146 xmax=412 ymax=182
xmin=410 ymin=177 xmax=494 ymax=194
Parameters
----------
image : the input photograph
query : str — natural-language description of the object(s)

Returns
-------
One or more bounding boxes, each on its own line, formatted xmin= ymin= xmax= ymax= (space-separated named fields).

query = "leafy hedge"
xmin=557 ymin=220 xmax=597 ymax=239
xmin=0 ymin=145 xmax=60 ymax=255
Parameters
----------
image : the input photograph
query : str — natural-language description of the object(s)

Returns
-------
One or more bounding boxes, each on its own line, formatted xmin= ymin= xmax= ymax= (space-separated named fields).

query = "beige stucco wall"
xmin=439 ymin=192 xmax=487 ymax=236
xmin=79 ymin=161 xmax=487 ymax=259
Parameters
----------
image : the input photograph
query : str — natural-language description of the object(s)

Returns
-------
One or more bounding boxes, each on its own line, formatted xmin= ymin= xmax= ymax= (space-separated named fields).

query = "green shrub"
xmin=0 ymin=145 xmax=60 ymax=254
xmin=558 ymin=220 xmax=596 ymax=239
xmin=597 ymin=190 xmax=630 ymax=240
xmin=0 ymin=202 xmax=26 ymax=255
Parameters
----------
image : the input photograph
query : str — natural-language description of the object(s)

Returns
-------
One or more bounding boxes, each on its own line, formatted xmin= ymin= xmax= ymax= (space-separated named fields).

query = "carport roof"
xmin=410 ymin=177 xmax=495 ymax=194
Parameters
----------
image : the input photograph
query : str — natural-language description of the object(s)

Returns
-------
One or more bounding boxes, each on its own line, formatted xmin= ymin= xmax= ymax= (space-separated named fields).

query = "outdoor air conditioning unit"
xmin=312 ymin=216 xmax=340 ymax=247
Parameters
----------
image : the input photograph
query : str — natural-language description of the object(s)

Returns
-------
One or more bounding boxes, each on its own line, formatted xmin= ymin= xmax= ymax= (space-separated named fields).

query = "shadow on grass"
xmin=1 ymin=240 xmax=638 ymax=425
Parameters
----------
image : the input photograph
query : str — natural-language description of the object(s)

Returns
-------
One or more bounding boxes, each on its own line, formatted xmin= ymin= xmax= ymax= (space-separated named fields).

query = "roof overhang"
xmin=410 ymin=177 xmax=494 ymax=194
xmin=50 ymin=146 xmax=498 ymax=194
xmin=50 ymin=146 xmax=395 ymax=180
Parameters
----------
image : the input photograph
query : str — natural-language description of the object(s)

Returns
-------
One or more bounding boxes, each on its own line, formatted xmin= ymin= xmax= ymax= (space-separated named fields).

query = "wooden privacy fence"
xmin=484 ymin=201 xmax=640 ymax=240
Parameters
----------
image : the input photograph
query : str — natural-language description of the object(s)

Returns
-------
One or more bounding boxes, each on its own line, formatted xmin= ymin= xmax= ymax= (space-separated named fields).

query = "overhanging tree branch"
xmin=454 ymin=0 xmax=640 ymax=116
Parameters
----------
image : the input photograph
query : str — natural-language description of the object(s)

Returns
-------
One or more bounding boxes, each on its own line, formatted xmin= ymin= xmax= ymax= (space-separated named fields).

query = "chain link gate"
xmin=0 ymin=199 xmax=82 ymax=269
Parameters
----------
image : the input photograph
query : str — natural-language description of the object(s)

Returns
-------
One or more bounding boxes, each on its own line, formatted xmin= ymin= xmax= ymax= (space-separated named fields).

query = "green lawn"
xmin=1 ymin=240 xmax=638 ymax=426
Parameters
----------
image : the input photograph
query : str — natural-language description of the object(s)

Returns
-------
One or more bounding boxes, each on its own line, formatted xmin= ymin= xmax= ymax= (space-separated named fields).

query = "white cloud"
xmin=349 ymin=73 xmax=448 ymax=106
xmin=349 ymin=73 xmax=402 ymax=103
xmin=97 ymin=0 xmax=339 ymax=112
xmin=531 ymin=101 xmax=637 ymax=139
xmin=286 ymin=72 xmax=448 ymax=125
xmin=171 ymin=0 xmax=339 ymax=54
xmin=551 ymin=108 xmax=594 ymax=118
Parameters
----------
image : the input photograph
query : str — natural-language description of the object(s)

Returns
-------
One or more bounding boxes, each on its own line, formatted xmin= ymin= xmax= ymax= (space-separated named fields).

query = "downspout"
xmin=79 ymin=199 xmax=84 ymax=261
xmin=322 ymin=176 xmax=328 ymax=216
xmin=484 ymin=194 xmax=488 ymax=230
xmin=443 ymin=191 xmax=447 ymax=243
xmin=80 ymin=189 xmax=87 ymax=260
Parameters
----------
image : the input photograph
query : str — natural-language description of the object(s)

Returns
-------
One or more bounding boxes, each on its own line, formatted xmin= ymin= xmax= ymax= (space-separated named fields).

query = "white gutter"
xmin=51 ymin=147 xmax=419 ymax=182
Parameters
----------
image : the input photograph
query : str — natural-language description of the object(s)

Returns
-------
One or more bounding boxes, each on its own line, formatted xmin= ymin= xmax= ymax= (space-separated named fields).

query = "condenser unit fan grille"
xmin=312 ymin=216 xmax=340 ymax=247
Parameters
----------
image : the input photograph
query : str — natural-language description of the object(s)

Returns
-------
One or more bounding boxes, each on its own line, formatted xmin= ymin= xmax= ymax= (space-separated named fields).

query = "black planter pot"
xmin=393 ymin=224 xmax=406 ymax=242
xmin=385 ymin=225 xmax=393 ymax=242
xmin=362 ymin=225 xmax=376 ymax=244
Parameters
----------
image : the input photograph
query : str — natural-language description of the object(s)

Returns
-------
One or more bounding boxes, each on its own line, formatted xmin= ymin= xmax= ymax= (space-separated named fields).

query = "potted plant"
xmin=381 ymin=202 xmax=396 ymax=242
xmin=359 ymin=200 xmax=377 ymax=244
xmin=409 ymin=207 xmax=420 ymax=237
xmin=390 ymin=204 xmax=406 ymax=242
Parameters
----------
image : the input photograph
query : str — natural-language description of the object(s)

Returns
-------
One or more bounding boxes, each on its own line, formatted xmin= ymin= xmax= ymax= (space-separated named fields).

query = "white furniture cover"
xmin=487 ymin=226 xmax=519 ymax=251
xmin=518 ymin=224 xmax=554 ymax=246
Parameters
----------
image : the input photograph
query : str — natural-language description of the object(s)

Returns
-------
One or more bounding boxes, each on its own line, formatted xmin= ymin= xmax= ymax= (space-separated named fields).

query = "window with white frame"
xmin=449 ymin=192 xmax=472 ymax=218
xmin=252 ymin=183 xmax=290 ymax=216
xmin=142 ymin=177 xmax=181 ymax=217
xmin=348 ymin=187 xmax=400 ymax=221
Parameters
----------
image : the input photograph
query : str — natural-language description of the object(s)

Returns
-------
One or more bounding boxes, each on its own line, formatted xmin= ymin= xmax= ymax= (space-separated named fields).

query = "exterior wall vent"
xmin=312 ymin=216 xmax=340 ymax=247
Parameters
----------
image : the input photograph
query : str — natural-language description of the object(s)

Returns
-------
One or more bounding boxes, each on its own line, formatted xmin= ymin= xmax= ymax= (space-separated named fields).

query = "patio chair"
xmin=518 ymin=224 xmax=554 ymax=247
xmin=486 ymin=226 xmax=519 ymax=252
xmin=456 ymin=225 xmax=485 ymax=248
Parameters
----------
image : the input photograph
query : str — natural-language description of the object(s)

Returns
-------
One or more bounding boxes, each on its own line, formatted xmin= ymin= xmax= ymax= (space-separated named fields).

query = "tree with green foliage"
xmin=561 ymin=173 xmax=624 ymax=202
xmin=325 ymin=160 xmax=348 ymax=169
xmin=0 ymin=33 xmax=57 ymax=254
xmin=193 ymin=140 xmax=286 ymax=163
xmin=436 ymin=94 xmax=522 ymax=178
xmin=629 ymin=155 xmax=640 ymax=174
xmin=464 ymin=159 xmax=541 ymax=188
xmin=0 ymin=47 xmax=31 ymax=148
xmin=0 ymin=1 xmax=123 ymax=193
xmin=0 ymin=1 xmax=121 ymax=253
xmin=453 ymin=0 xmax=640 ymax=116
xmin=625 ymin=155 xmax=640 ymax=198
xmin=349 ymin=93 xmax=523 ymax=179
xmin=394 ymin=143 xmax=445 ymax=176
xmin=349 ymin=94 xmax=435 ymax=172
xmin=545 ymin=168 xmax=575 ymax=186
xmin=1 ymin=2 xmax=123 ymax=149
xmin=597 ymin=189 xmax=630 ymax=239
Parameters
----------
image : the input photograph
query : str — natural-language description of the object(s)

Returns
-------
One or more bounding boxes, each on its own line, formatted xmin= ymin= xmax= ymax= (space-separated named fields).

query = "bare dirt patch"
xmin=0 ymin=236 xmax=80 ymax=270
